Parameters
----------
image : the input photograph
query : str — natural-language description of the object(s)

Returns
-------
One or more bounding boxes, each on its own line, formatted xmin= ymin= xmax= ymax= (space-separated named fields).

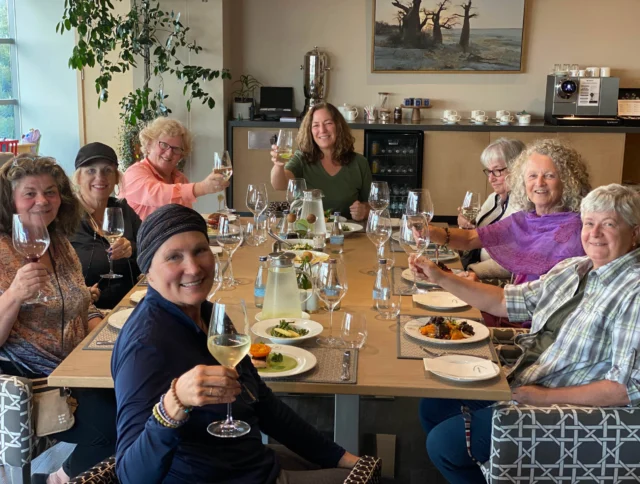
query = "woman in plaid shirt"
xmin=411 ymin=184 xmax=640 ymax=484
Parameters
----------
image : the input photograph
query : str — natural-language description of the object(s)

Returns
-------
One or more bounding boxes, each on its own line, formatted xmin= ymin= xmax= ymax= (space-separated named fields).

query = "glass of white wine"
xmin=101 ymin=207 xmax=125 ymax=279
xmin=398 ymin=214 xmax=429 ymax=294
xmin=206 ymin=298 xmax=252 ymax=438
xmin=213 ymin=151 xmax=233 ymax=182
xmin=276 ymin=129 xmax=294 ymax=162
xmin=460 ymin=191 xmax=481 ymax=228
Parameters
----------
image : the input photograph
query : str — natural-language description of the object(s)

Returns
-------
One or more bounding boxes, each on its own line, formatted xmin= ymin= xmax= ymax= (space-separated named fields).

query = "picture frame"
xmin=371 ymin=0 xmax=527 ymax=74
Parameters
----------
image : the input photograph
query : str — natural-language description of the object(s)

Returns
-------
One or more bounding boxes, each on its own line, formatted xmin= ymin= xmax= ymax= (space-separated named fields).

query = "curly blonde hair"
xmin=507 ymin=138 xmax=591 ymax=213
xmin=296 ymin=103 xmax=356 ymax=166
xmin=139 ymin=117 xmax=193 ymax=158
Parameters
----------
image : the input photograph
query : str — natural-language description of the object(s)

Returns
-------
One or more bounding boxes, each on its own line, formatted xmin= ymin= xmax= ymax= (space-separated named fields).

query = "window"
xmin=0 ymin=0 xmax=18 ymax=139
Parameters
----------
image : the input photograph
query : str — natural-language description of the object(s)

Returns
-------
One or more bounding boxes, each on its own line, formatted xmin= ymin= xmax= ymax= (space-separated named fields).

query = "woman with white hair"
xmin=457 ymin=138 xmax=525 ymax=280
xmin=411 ymin=184 xmax=640 ymax=483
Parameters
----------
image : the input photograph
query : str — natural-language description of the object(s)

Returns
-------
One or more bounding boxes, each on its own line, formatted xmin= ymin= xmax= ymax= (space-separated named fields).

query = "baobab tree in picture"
xmin=423 ymin=0 xmax=458 ymax=45
xmin=391 ymin=0 xmax=429 ymax=47
xmin=454 ymin=0 xmax=479 ymax=52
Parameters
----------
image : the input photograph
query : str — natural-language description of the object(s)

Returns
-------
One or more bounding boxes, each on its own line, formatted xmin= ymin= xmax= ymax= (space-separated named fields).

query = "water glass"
xmin=276 ymin=129 xmax=294 ymax=162
xmin=340 ymin=313 xmax=367 ymax=349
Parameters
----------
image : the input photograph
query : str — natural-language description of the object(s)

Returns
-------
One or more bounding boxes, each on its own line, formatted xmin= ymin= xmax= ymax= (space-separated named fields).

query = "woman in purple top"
xmin=429 ymin=138 xmax=591 ymax=286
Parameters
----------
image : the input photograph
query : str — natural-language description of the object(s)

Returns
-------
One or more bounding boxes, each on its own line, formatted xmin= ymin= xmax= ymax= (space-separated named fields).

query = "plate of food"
xmin=251 ymin=318 xmax=323 ymax=345
xmin=323 ymin=210 xmax=347 ymax=224
xmin=340 ymin=222 xmax=363 ymax=235
xmin=286 ymin=240 xmax=315 ymax=250
xmin=413 ymin=292 xmax=470 ymax=310
xmin=129 ymin=289 xmax=147 ymax=304
xmin=285 ymin=250 xmax=330 ymax=266
xmin=401 ymin=267 xmax=462 ymax=287
xmin=250 ymin=343 xmax=317 ymax=378
xmin=107 ymin=307 xmax=135 ymax=330
xmin=423 ymin=354 xmax=499 ymax=382
xmin=205 ymin=212 xmax=237 ymax=238
xmin=404 ymin=316 xmax=489 ymax=344
xmin=255 ymin=311 xmax=310 ymax=322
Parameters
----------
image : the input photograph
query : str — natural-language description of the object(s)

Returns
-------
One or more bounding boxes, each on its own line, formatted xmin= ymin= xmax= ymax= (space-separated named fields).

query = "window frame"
xmin=0 ymin=0 xmax=19 ymax=139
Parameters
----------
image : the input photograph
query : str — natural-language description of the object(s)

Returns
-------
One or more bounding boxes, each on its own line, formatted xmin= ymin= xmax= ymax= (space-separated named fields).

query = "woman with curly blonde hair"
xmin=427 ymin=138 xmax=590 ymax=302
xmin=121 ymin=117 xmax=229 ymax=220
xmin=270 ymin=103 xmax=372 ymax=221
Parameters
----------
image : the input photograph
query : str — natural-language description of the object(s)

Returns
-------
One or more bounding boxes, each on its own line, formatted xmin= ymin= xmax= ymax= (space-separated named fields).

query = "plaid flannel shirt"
xmin=505 ymin=247 xmax=640 ymax=405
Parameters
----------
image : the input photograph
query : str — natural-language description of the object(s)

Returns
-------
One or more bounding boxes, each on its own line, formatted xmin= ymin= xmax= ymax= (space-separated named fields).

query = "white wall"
xmin=15 ymin=0 xmax=80 ymax=174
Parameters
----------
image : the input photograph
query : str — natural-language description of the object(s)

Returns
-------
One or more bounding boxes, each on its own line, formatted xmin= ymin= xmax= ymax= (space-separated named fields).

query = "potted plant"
xmin=232 ymin=75 xmax=261 ymax=120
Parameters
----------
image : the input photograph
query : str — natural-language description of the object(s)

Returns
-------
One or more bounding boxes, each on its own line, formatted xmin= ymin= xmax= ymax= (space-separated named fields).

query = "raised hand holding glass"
xmin=101 ymin=207 xmax=125 ymax=279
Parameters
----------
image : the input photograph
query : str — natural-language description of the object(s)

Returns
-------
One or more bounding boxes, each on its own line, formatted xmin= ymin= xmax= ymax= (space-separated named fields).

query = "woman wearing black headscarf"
xmin=111 ymin=204 xmax=358 ymax=484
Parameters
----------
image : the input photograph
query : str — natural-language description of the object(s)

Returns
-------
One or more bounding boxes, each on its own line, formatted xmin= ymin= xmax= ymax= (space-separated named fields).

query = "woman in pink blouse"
xmin=121 ymin=118 xmax=229 ymax=220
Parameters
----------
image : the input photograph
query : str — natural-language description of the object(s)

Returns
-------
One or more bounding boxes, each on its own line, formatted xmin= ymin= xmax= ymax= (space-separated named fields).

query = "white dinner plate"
xmin=404 ymin=318 xmax=489 ymax=345
xmin=341 ymin=222 xmax=364 ymax=235
xmin=255 ymin=311 xmax=310 ymax=322
xmin=285 ymin=250 xmax=330 ymax=266
xmin=413 ymin=292 xmax=470 ymax=310
xmin=129 ymin=290 xmax=147 ymax=304
xmin=252 ymin=318 xmax=324 ymax=345
xmin=257 ymin=344 xmax=317 ymax=378
xmin=423 ymin=354 xmax=500 ymax=382
xmin=401 ymin=268 xmax=462 ymax=287
xmin=107 ymin=307 xmax=135 ymax=330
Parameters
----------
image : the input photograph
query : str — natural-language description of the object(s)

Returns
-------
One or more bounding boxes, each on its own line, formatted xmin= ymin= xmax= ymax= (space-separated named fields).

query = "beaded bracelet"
xmin=170 ymin=378 xmax=192 ymax=414
xmin=152 ymin=403 xmax=179 ymax=429
xmin=158 ymin=393 xmax=188 ymax=427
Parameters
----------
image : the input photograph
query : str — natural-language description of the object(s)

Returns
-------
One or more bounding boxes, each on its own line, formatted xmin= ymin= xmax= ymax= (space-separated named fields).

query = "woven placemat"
xmin=396 ymin=314 xmax=498 ymax=361
xmin=391 ymin=267 xmax=421 ymax=295
xmin=83 ymin=306 xmax=132 ymax=351
xmin=257 ymin=341 xmax=358 ymax=384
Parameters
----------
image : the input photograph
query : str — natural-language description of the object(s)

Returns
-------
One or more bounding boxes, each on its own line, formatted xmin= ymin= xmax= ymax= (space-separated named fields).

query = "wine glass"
xmin=363 ymin=209 xmax=392 ymax=276
xmin=406 ymin=189 xmax=434 ymax=222
xmin=216 ymin=215 xmax=244 ymax=289
xmin=207 ymin=252 xmax=224 ymax=301
xmin=460 ymin=191 xmax=481 ymax=228
xmin=398 ymin=214 xmax=430 ymax=294
xmin=213 ymin=151 xmax=233 ymax=214
xmin=101 ymin=207 xmax=125 ymax=279
xmin=246 ymin=183 xmax=268 ymax=222
xmin=244 ymin=217 xmax=267 ymax=247
xmin=316 ymin=258 xmax=348 ymax=348
xmin=206 ymin=297 xmax=252 ymax=438
xmin=369 ymin=182 xmax=390 ymax=211
xmin=340 ymin=312 xmax=367 ymax=349
xmin=276 ymin=129 xmax=294 ymax=162
xmin=12 ymin=213 xmax=53 ymax=304
xmin=287 ymin=178 xmax=307 ymax=215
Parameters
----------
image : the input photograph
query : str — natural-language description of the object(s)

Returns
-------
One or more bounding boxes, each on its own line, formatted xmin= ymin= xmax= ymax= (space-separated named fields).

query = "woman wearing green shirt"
xmin=270 ymin=103 xmax=372 ymax=221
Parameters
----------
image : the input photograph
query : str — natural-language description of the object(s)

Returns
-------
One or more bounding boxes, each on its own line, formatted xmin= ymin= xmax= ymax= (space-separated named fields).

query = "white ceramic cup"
xmin=443 ymin=110 xmax=458 ymax=119
xmin=586 ymin=67 xmax=600 ymax=77
xmin=499 ymin=114 xmax=514 ymax=124
xmin=471 ymin=110 xmax=485 ymax=119
xmin=446 ymin=114 xmax=461 ymax=123
xmin=600 ymin=67 xmax=611 ymax=77
xmin=516 ymin=114 xmax=531 ymax=125
xmin=345 ymin=108 xmax=358 ymax=121
xmin=578 ymin=70 xmax=586 ymax=77
xmin=474 ymin=114 xmax=489 ymax=123
xmin=496 ymin=110 xmax=510 ymax=119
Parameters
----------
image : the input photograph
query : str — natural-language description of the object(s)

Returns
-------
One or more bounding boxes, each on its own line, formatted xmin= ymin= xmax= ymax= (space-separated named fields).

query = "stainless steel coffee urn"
xmin=301 ymin=46 xmax=330 ymax=115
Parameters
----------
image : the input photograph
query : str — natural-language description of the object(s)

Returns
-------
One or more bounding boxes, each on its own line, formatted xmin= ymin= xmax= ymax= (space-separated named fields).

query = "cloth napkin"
xmin=423 ymin=356 xmax=498 ymax=378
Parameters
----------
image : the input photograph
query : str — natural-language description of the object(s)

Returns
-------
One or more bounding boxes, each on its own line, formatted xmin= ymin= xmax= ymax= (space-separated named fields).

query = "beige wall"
xmin=229 ymin=0 xmax=640 ymax=119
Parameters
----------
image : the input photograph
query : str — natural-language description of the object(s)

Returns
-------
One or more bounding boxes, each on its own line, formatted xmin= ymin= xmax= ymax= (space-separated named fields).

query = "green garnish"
xmin=269 ymin=352 xmax=283 ymax=363
xmin=269 ymin=320 xmax=310 ymax=338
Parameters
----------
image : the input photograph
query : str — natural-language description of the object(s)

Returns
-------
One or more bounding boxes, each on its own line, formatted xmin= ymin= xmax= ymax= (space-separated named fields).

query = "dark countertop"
xmin=229 ymin=119 xmax=640 ymax=134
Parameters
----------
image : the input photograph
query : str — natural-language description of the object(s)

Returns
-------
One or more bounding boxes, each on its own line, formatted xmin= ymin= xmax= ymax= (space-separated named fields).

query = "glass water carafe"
xmin=262 ymin=252 xmax=304 ymax=319
xmin=300 ymin=189 xmax=326 ymax=234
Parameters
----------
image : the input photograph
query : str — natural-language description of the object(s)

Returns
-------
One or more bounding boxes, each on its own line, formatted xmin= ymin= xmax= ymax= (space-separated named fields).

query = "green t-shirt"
xmin=285 ymin=151 xmax=372 ymax=218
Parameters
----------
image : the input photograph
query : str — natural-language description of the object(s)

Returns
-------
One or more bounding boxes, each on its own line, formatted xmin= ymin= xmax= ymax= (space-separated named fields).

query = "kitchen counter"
xmin=229 ymin=118 xmax=640 ymax=134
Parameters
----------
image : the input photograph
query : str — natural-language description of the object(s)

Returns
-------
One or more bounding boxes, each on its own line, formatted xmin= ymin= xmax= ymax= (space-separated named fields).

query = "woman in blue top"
xmin=112 ymin=204 xmax=359 ymax=484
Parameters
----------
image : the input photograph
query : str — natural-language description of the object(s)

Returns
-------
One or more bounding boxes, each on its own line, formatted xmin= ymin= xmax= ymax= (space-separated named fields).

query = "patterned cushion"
xmin=344 ymin=455 xmax=382 ymax=484
xmin=487 ymin=403 xmax=640 ymax=482
xmin=0 ymin=374 xmax=34 ymax=467
xmin=67 ymin=455 xmax=117 ymax=483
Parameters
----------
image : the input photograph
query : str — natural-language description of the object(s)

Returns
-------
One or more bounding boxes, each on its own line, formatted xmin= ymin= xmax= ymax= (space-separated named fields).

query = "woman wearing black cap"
xmin=70 ymin=142 xmax=142 ymax=309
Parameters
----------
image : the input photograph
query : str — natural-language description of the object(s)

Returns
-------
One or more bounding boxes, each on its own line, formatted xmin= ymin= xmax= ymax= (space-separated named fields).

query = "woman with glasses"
xmin=121 ymin=118 xmax=230 ymax=220
xmin=112 ymin=204 xmax=359 ymax=484
xmin=457 ymin=138 xmax=525 ymax=281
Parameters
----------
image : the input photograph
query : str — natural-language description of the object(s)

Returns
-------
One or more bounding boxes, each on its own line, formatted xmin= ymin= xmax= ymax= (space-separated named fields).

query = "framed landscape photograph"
xmin=372 ymin=0 xmax=527 ymax=73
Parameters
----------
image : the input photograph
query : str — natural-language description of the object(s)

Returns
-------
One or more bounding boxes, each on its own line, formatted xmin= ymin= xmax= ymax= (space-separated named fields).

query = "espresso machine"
xmin=300 ymin=46 xmax=330 ymax=115
xmin=544 ymin=74 xmax=620 ymax=126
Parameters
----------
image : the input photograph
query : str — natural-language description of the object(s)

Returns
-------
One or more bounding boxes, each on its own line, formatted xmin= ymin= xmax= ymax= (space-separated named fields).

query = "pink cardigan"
xmin=121 ymin=158 xmax=197 ymax=220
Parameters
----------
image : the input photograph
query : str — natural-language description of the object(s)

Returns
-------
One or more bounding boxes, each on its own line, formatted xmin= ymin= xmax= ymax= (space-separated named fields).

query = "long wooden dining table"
xmin=49 ymin=223 xmax=511 ymax=454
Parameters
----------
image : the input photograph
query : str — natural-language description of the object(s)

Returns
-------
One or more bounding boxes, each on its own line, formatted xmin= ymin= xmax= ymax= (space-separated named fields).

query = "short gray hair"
xmin=580 ymin=184 xmax=640 ymax=227
xmin=480 ymin=138 xmax=526 ymax=170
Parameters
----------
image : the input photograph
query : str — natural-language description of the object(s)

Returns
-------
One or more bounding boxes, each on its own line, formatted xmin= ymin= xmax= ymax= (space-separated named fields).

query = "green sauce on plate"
xmin=258 ymin=355 xmax=298 ymax=373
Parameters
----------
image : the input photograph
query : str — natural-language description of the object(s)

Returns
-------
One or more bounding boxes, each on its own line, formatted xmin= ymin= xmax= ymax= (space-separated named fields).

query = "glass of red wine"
xmin=12 ymin=213 xmax=55 ymax=304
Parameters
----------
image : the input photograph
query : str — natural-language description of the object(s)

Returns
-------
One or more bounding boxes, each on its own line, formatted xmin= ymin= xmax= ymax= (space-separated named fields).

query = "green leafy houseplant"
xmin=58 ymin=0 xmax=231 ymax=169
xmin=231 ymin=74 xmax=261 ymax=120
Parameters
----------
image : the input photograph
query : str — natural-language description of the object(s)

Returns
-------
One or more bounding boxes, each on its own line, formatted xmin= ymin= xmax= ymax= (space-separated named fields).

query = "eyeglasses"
xmin=482 ymin=167 xmax=508 ymax=177
xmin=158 ymin=140 xmax=185 ymax=156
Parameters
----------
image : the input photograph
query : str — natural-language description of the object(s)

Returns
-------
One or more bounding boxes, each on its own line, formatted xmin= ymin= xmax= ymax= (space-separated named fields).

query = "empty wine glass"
xmin=460 ymin=191 xmax=481 ymax=228
xmin=217 ymin=215 xmax=244 ymax=289
xmin=340 ymin=312 xmax=367 ymax=349
xmin=316 ymin=258 xmax=348 ymax=348
xmin=287 ymin=178 xmax=307 ymax=215
xmin=101 ymin=207 xmax=125 ymax=279
xmin=369 ymin=181 xmax=390 ymax=211
xmin=206 ymin=298 xmax=251 ymax=438
xmin=246 ymin=183 xmax=268 ymax=221
xmin=12 ymin=213 xmax=53 ymax=304
xmin=276 ymin=129 xmax=294 ymax=162
xmin=406 ymin=189 xmax=434 ymax=222
xmin=398 ymin=214 xmax=430 ymax=294
xmin=207 ymin=252 xmax=224 ymax=301
xmin=244 ymin=218 xmax=267 ymax=247
xmin=363 ymin=209 xmax=392 ymax=276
